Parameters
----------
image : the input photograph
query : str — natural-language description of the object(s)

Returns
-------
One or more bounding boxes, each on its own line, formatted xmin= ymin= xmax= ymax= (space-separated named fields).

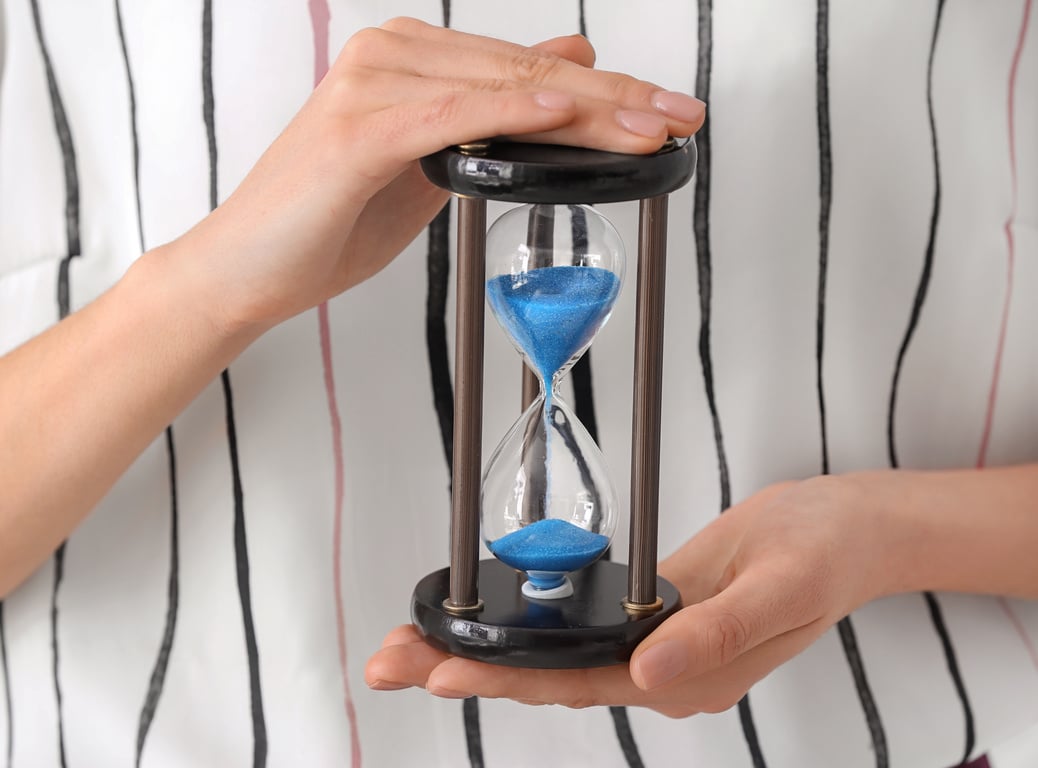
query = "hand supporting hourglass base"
xmin=412 ymin=559 xmax=681 ymax=669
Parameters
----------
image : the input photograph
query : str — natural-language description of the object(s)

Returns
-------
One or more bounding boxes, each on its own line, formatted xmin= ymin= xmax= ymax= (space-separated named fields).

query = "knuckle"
xmin=340 ymin=27 xmax=390 ymax=67
xmin=508 ymin=48 xmax=560 ymax=84
xmin=424 ymin=92 xmax=463 ymax=127
xmin=605 ymin=73 xmax=654 ymax=106
xmin=560 ymin=670 xmax=601 ymax=710
xmin=707 ymin=610 xmax=752 ymax=666
xmin=701 ymin=691 xmax=744 ymax=715
xmin=562 ymin=692 xmax=599 ymax=710
xmin=446 ymin=77 xmax=510 ymax=94
xmin=476 ymin=78 xmax=511 ymax=93
xmin=328 ymin=69 xmax=366 ymax=102
xmin=656 ymin=703 xmax=699 ymax=719
xmin=380 ymin=16 xmax=426 ymax=34
xmin=606 ymin=72 xmax=643 ymax=102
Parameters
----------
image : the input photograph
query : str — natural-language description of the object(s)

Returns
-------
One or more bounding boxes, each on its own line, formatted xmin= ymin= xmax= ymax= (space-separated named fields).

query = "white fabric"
xmin=1 ymin=1 xmax=1037 ymax=766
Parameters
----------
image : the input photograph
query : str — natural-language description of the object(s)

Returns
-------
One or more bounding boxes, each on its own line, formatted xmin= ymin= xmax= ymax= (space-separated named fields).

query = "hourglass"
xmin=412 ymin=139 xmax=696 ymax=668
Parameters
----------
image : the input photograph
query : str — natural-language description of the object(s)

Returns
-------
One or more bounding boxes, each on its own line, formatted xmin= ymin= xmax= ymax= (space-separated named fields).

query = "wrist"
xmin=837 ymin=470 xmax=927 ymax=601
xmin=843 ymin=465 xmax=1038 ymax=600
xmin=806 ymin=472 xmax=911 ymax=610
xmin=128 ymin=231 xmax=275 ymax=346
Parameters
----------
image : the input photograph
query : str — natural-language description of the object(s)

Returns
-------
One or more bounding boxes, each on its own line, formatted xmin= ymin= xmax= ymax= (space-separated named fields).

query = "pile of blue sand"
xmin=486 ymin=265 xmax=619 ymax=381
xmin=489 ymin=518 xmax=609 ymax=573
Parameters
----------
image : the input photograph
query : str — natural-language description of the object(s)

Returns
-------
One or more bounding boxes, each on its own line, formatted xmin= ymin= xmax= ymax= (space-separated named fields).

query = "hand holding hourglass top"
xmin=0 ymin=18 xmax=704 ymax=598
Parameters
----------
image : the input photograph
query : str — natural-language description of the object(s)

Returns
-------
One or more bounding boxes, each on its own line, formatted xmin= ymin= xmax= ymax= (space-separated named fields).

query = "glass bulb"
xmin=481 ymin=204 xmax=625 ymax=599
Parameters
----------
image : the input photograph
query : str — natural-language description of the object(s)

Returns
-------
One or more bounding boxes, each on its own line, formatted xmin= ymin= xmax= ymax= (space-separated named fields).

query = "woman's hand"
xmin=178 ymin=17 xmax=705 ymax=333
xmin=365 ymin=474 xmax=894 ymax=717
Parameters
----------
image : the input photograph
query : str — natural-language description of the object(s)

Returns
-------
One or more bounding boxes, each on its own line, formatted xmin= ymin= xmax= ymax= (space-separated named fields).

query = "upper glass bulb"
xmin=485 ymin=204 xmax=626 ymax=387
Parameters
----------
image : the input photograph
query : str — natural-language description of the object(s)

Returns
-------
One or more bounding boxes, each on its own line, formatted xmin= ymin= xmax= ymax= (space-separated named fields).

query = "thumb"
xmin=629 ymin=566 xmax=818 ymax=691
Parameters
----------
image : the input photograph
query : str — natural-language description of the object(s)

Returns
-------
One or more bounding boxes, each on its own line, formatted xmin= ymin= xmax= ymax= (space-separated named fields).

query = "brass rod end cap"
xmin=622 ymin=596 xmax=665 ymax=615
xmin=442 ymin=597 xmax=485 ymax=616
xmin=456 ymin=140 xmax=491 ymax=156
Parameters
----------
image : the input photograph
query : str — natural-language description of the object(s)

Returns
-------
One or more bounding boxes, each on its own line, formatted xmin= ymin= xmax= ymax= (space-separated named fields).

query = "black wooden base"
xmin=411 ymin=559 xmax=681 ymax=669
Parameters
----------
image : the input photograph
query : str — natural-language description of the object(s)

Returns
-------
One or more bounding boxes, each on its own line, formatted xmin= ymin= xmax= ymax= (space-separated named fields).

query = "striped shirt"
xmin=0 ymin=1 xmax=1036 ymax=766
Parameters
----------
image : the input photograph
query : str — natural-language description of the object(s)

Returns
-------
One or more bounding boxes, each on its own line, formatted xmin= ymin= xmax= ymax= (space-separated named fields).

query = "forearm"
xmin=860 ymin=465 xmax=1038 ymax=600
xmin=0 ymin=239 xmax=266 ymax=596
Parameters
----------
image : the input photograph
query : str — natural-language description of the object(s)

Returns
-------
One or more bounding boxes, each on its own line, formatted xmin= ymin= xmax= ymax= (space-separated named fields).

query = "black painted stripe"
xmin=887 ymin=2 xmax=943 ymax=470
xmin=112 ymin=5 xmax=184 ymax=762
xmin=29 ymin=0 xmax=80 ymax=263
xmin=814 ymin=0 xmax=832 ymax=480
xmin=462 ymin=697 xmax=485 ymax=768
xmin=607 ymin=706 xmax=644 ymax=768
xmin=836 ymin=620 xmax=887 ymax=766
xmin=427 ymin=203 xmax=454 ymax=473
xmin=693 ymin=0 xmax=732 ymax=515
xmin=29 ymin=1 xmax=81 ymax=763
xmin=135 ymin=429 xmax=180 ymax=768
xmin=924 ymin=591 xmax=975 ymax=764
xmin=50 ymin=543 xmax=67 ymax=768
xmin=221 ymin=371 xmax=267 ymax=767
xmin=737 ymin=694 xmax=766 ymax=768
xmin=886 ymin=4 xmax=976 ymax=763
xmin=115 ymin=0 xmax=146 ymax=254
xmin=0 ymin=603 xmax=11 ymax=768
xmin=815 ymin=3 xmax=889 ymax=764
xmin=202 ymin=4 xmax=267 ymax=764
xmin=693 ymin=2 xmax=765 ymax=765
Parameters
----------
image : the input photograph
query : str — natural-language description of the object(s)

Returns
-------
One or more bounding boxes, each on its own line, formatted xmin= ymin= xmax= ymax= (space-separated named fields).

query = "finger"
xmin=425 ymin=657 xmax=652 ymax=708
xmin=680 ymin=618 xmax=826 ymax=714
xmin=650 ymin=618 xmax=831 ymax=717
xmin=421 ymin=619 xmax=829 ymax=717
xmin=365 ymin=635 xmax=451 ymax=691
xmin=380 ymin=623 xmax=425 ymax=649
xmin=337 ymin=25 xmax=704 ymax=137
xmin=630 ymin=564 xmax=822 ymax=691
xmin=349 ymin=87 xmax=691 ymax=192
xmin=335 ymin=72 xmax=676 ymax=154
xmin=380 ymin=16 xmax=596 ymax=68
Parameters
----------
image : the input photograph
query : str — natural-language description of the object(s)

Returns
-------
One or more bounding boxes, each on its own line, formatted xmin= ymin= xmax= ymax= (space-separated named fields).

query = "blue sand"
xmin=486 ymin=266 xmax=619 ymax=382
xmin=489 ymin=518 xmax=609 ymax=573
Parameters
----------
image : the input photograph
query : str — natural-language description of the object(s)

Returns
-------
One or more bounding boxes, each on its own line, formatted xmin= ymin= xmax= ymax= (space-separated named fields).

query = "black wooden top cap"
xmin=420 ymin=139 xmax=697 ymax=204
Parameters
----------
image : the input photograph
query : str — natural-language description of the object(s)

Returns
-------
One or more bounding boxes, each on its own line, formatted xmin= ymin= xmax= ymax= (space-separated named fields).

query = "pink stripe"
xmin=976 ymin=0 xmax=1032 ymax=468
xmin=983 ymin=0 xmax=1037 ymax=675
xmin=999 ymin=596 xmax=1038 ymax=671
xmin=310 ymin=1 xmax=362 ymax=764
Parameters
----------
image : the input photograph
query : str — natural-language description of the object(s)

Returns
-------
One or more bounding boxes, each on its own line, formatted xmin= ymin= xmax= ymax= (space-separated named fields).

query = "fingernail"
xmin=651 ymin=91 xmax=706 ymax=122
xmin=368 ymin=679 xmax=411 ymax=691
xmin=615 ymin=109 xmax=666 ymax=138
xmin=634 ymin=640 xmax=687 ymax=690
xmin=534 ymin=91 xmax=575 ymax=111
xmin=427 ymin=685 xmax=472 ymax=699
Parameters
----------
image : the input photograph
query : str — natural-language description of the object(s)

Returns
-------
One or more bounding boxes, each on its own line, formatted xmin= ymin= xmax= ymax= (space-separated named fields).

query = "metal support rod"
xmin=627 ymin=195 xmax=669 ymax=608
xmin=447 ymin=195 xmax=487 ymax=612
